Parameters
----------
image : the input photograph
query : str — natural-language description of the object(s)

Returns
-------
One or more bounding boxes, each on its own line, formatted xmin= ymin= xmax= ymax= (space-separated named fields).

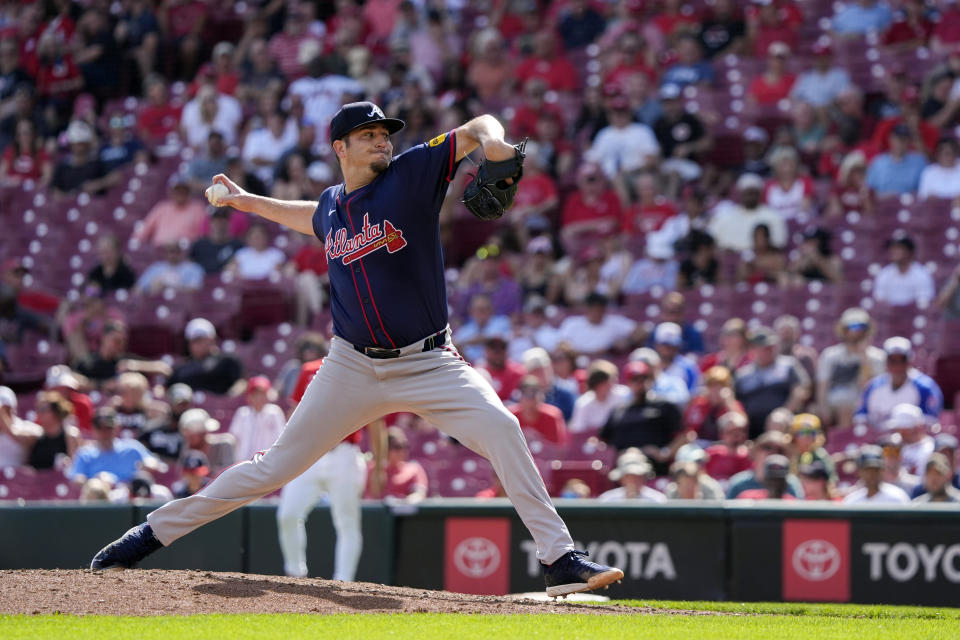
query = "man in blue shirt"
xmin=832 ymin=0 xmax=894 ymax=36
xmin=866 ymin=124 xmax=927 ymax=195
xmin=70 ymin=407 xmax=160 ymax=484
xmin=91 ymin=102 xmax=623 ymax=597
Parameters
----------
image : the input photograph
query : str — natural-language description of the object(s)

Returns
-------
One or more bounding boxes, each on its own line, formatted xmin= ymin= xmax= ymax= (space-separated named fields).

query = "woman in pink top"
xmin=375 ymin=427 xmax=428 ymax=501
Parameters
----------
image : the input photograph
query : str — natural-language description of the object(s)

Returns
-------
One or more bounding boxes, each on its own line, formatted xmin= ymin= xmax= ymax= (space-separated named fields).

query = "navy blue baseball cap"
xmin=329 ymin=102 xmax=405 ymax=143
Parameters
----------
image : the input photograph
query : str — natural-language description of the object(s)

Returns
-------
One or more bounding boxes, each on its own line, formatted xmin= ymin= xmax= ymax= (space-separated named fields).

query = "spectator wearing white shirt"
xmin=918 ymin=137 xmax=960 ymax=200
xmin=242 ymin=110 xmax=298 ymax=186
xmin=568 ymin=360 xmax=632 ymax=433
xmin=180 ymin=86 xmax=243 ymax=150
xmin=789 ymin=41 xmax=852 ymax=108
xmin=885 ymin=403 xmax=935 ymax=477
xmin=585 ymin=97 xmax=660 ymax=181
xmin=508 ymin=297 xmax=561 ymax=361
xmin=842 ymin=445 xmax=911 ymax=504
xmin=855 ymin=337 xmax=943 ymax=428
xmin=227 ymin=223 xmax=286 ymax=281
xmin=135 ymin=241 xmax=205 ymax=295
xmin=597 ymin=448 xmax=668 ymax=503
xmin=556 ymin=293 xmax=638 ymax=356
xmin=287 ymin=58 xmax=365 ymax=131
xmin=708 ymin=173 xmax=788 ymax=251
xmin=872 ymin=233 xmax=935 ymax=306
xmin=0 ymin=386 xmax=43 ymax=468
xmin=228 ymin=376 xmax=286 ymax=462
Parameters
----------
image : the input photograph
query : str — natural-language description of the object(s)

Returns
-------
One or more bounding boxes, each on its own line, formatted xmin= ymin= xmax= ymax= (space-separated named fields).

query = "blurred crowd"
xmin=2 ymin=0 xmax=960 ymax=505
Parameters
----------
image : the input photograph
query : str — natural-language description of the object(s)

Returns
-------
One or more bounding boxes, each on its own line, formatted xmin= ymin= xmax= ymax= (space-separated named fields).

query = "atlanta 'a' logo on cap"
xmin=367 ymin=104 xmax=385 ymax=118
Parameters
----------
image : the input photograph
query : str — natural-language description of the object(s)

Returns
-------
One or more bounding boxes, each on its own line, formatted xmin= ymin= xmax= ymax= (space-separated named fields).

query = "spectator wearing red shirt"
xmin=289 ymin=236 xmax=329 ymax=327
xmin=34 ymin=32 xmax=83 ymax=111
xmin=190 ymin=43 xmax=239 ymax=97
xmin=509 ymin=142 xmax=559 ymax=233
xmin=511 ymin=78 xmax=565 ymax=139
xmin=480 ymin=336 xmax=527 ymax=402
xmin=871 ymin=91 xmax=940 ymax=155
xmin=704 ymin=411 xmax=753 ymax=480
xmin=159 ymin=0 xmax=208 ymax=79
xmin=268 ymin=6 xmax=323 ymax=80
xmin=684 ymin=366 xmax=745 ymax=442
xmin=138 ymin=74 xmax=183 ymax=143
xmin=603 ymin=29 xmax=658 ymax=90
xmin=747 ymin=0 xmax=802 ymax=57
xmin=516 ymin=30 xmax=579 ymax=92
xmin=623 ymin=171 xmax=679 ymax=235
xmin=883 ymin=0 xmax=933 ymax=49
xmin=932 ymin=1 xmax=960 ymax=52
xmin=651 ymin=0 xmax=702 ymax=40
xmin=560 ymin=164 xmax=623 ymax=248
xmin=45 ymin=365 xmax=94 ymax=433
xmin=1 ymin=119 xmax=51 ymax=187
xmin=748 ymin=42 xmax=796 ymax=106
xmin=510 ymin=376 xmax=568 ymax=445
xmin=699 ymin=318 xmax=754 ymax=373
xmin=379 ymin=427 xmax=428 ymax=501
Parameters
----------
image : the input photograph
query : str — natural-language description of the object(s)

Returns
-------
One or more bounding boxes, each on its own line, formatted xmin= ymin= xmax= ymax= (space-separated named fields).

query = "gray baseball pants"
xmin=147 ymin=331 xmax=575 ymax=564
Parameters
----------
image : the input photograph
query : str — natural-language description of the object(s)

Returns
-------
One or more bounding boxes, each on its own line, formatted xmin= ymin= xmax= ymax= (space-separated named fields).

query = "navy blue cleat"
xmin=89 ymin=523 xmax=164 ymax=570
xmin=543 ymin=550 xmax=625 ymax=598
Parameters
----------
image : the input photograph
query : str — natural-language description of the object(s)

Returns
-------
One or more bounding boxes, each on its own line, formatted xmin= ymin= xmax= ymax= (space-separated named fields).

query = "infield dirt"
xmin=0 ymin=570 xmax=728 ymax=617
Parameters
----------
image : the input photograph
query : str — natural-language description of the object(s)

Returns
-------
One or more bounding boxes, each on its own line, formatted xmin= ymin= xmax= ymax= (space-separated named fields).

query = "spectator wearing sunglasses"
xmin=789 ymin=413 xmax=836 ymax=484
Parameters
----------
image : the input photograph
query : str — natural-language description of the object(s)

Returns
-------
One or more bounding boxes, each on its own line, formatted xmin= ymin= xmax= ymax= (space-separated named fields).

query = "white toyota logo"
xmin=453 ymin=537 xmax=501 ymax=578
xmin=792 ymin=539 xmax=841 ymax=581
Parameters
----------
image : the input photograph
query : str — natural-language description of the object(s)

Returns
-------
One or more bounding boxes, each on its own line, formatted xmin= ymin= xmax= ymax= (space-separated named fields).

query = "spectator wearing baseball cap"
xmin=628 ymin=347 xmax=691 ymax=409
xmin=0 ymin=386 xmax=42 ymax=469
xmin=567 ymin=360 xmax=632 ymax=433
xmin=855 ymin=336 xmax=942 ymax=429
xmin=178 ymin=408 xmax=236 ymax=475
xmin=816 ymin=308 xmax=886 ymax=429
xmin=866 ymin=125 xmax=928 ymax=195
xmin=872 ymin=233 xmax=936 ymax=306
xmin=911 ymin=435 xmax=960 ymax=498
xmin=172 ymin=450 xmax=212 ymax=499
xmin=44 ymin=364 xmax=94 ymax=432
xmin=790 ymin=40 xmax=851 ymax=108
xmin=651 ymin=322 xmax=700 ymax=393
xmin=600 ymin=361 xmax=685 ymax=475
xmin=133 ymin=174 xmax=208 ymax=247
xmin=138 ymin=383 xmax=195 ymax=461
xmin=228 ymin=376 xmax=286 ymax=462
xmin=726 ymin=430 xmax=804 ymax=498
xmin=734 ymin=327 xmax=811 ymax=439
xmin=598 ymin=448 xmax=667 ymax=503
xmin=167 ymin=318 xmax=244 ymax=396
xmin=650 ymin=292 xmax=705 ymax=355
xmin=509 ymin=376 xmax=568 ymax=445
xmin=68 ymin=407 xmax=163 ymax=485
xmin=842 ymin=444 xmax=911 ymax=504
xmin=798 ymin=460 xmax=839 ymax=501
xmin=790 ymin=414 xmax=836 ymax=483
xmin=707 ymin=173 xmax=787 ymax=252
xmin=736 ymin=454 xmax=797 ymax=500
xmin=912 ymin=451 xmax=960 ymax=502
xmin=665 ymin=444 xmax=725 ymax=500
xmin=913 ymin=453 xmax=960 ymax=502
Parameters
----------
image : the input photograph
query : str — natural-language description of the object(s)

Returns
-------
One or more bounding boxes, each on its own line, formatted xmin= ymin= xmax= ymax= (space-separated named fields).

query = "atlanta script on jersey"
xmin=313 ymin=131 xmax=461 ymax=349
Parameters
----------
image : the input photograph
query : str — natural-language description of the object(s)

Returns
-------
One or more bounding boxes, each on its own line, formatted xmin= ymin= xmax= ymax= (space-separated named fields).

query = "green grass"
xmin=621 ymin=599 xmax=960 ymax=620
xmin=2 ymin=608 xmax=959 ymax=640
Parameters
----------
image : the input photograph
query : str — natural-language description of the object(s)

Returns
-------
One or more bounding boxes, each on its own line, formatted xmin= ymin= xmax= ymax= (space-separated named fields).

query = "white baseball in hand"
xmin=205 ymin=183 xmax=230 ymax=206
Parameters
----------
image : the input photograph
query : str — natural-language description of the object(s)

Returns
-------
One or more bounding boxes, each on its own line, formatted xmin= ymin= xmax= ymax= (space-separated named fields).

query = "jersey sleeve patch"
xmin=428 ymin=132 xmax=447 ymax=147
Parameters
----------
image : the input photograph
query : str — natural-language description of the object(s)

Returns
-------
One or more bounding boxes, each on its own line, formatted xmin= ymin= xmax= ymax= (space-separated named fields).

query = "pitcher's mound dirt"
xmin=0 ymin=570 xmax=721 ymax=617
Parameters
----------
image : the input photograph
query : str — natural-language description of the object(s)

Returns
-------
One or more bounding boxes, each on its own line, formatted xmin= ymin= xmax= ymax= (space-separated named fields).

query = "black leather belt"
xmin=354 ymin=329 xmax=447 ymax=359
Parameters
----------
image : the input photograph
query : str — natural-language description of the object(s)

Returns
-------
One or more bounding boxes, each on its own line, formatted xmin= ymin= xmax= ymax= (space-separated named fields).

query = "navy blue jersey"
xmin=313 ymin=130 xmax=461 ymax=349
